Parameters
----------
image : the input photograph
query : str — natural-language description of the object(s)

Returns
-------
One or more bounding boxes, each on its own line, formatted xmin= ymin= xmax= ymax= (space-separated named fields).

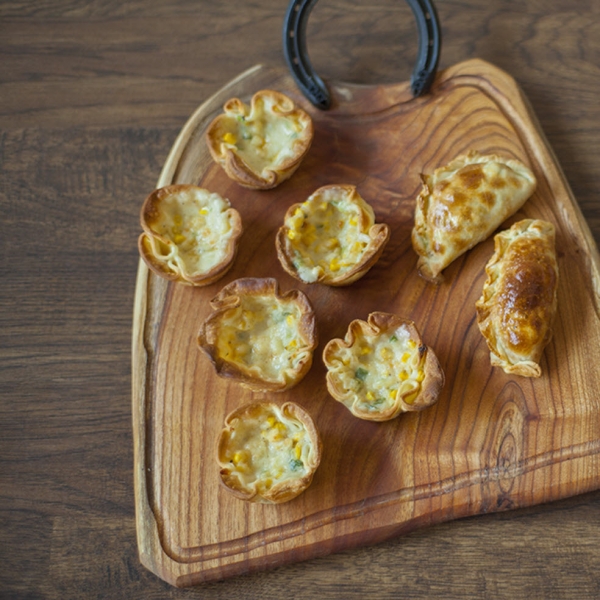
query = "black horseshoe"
xmin=283 ymin=0 xmax=442 ymax=110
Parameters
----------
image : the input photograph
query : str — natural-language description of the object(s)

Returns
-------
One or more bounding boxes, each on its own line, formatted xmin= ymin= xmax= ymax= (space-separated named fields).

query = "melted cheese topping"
xmin=284 ymin=187 xmax=374 ymax=282
xmin=147 ymin=188 xmax=236 ymax=277
xmin=327 ymin=324 xmax=425 ymax=413
xmin=223 ymin=404 xmax=314 ymax=494
xmin=221 ymin=95 xmax=306 ymax=174
xmin=215 ymin=294 xmax=310 ymax=382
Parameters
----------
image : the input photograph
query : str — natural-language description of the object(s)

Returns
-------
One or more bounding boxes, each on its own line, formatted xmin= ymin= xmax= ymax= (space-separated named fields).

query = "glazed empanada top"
xmin=476 ymin=219 xmax=558 ymax=377
xmin=412 ymin=151 xmax=537 ymax=281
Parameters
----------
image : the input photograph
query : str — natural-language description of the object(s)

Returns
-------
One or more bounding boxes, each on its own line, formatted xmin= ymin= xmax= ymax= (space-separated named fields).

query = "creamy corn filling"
xmin=223 ymin=405 xmax=313 ymax=494
xmin=215 ymin=295 xmax=309 ymax=381
xmin=148 ymin=189 xmax=235 ymax=276
xmin=284 ymin=189 xmax=373 ymax=282
xmin=221 ymin=96 xmax=305 ymax=173
xmin=327 ymin=324 xmax=425 ymax=412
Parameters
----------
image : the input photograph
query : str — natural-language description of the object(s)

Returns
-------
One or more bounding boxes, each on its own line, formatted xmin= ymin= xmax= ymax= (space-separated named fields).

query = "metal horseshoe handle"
xmin=283 ymin=0 xmax=442 ymax=110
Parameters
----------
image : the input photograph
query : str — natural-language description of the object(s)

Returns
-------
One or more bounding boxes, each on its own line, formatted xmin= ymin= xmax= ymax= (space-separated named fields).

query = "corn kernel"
xmin=401 ymin=352 xmax=411 ymax=363
xmin=380 ymin=347 xmax=392 ymax=360
xmin=399 ymin=370 xmax=409 ymax=381
xmin=389 ymin=389 xmax=398 ymax=400
xmin=287 ymin=339 xmax=297 ymax=350
xmin=360 ymin=346 xmax=372 ymax=355
xmin=286 ymin=315 xmax=294 ymax=326
xmin=326 ymin=238 xmax=340 ymax=249
xmin=365 ymin=391 xmax=375 ymax=401
xmin=199 ymin=208 xmax=209 ymax=215
xmin=287 ymin=229 xmax=297 ymax=240
xmin=329 ymin=258 xmax=341 ymax=272
xmin=349 ymin=216 xmax=358 ymax=226
xmin=267 ymin=416 xmax=277 ymax=428
xmin=408 ymin=339 xmax=417 ymax=349
xmin=294 ymin=208 xmax=304 ymax=218
xmin=295 ymin=444 xmax=302 ymax=459
xmin=222 ymin=132 xmax=236 ymax=144
xmin=232 ymin=451 xmax=244 ymax=465
xmin=173 ymin=233 xmax=186 ymax=245
xmin=404 ymin=391 xmax=418 ymax=405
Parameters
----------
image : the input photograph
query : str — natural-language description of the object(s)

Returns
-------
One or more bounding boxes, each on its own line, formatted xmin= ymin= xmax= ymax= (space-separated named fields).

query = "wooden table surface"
xmin=1 ymin=1 xmax=599 ymax=598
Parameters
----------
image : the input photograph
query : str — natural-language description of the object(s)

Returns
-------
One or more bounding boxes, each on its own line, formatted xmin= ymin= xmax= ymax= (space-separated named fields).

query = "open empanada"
xmin=323 ymin=312 xmax=444 ymax=421
xmin=206 ymin=89 xmax=313 ymax=190
xmin=217 ymin=401 xmax=322 ymax=504
xmin=138 ymin=185 xmax=242 ymax=286
xmin=276 ymin=184 xmax=390 ymax=286
xmin=476 ymin=219 xmax=559 ymax=377
xmin=198 ymin=278 xmax=318 ymax=392
xmin=412 ymin=151 xmax=537 ymax=282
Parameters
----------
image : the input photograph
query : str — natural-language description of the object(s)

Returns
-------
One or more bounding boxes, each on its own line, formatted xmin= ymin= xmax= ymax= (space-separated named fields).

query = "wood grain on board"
xmin=132 ymin=59 xmax=600 ymax=587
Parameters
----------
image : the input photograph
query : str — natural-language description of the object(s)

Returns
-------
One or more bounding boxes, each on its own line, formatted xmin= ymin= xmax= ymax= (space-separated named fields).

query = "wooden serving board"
xmin=132 ymin=59 xmax=600 ymax=587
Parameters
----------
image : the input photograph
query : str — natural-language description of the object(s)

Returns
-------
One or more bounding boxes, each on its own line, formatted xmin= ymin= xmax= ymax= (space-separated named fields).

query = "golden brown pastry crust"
xmin=322 ymin=312 xmax=445 ymax=421
xmin=276 ymin=184 xmax=390 ymax=286
xmin=217 ymin=401 xmax=322 ymax=504
xmin=476 ymin=219 xmax=559 ymax=377
xmin=138 ymin=184 xmax=242 ymax=286
xmin=412 ymin=151 xmax=537 ymax=282
xmin=197 ymin=278 xmax=318 ymax=392
xmin=205 ymin=89 xmax=313 ymax=190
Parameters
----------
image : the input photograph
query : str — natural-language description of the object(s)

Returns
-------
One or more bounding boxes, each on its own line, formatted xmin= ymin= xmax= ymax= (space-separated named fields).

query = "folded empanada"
xmin=476 ymin=219 xmax=559 ymax=377
xmin=412 ymin=151 xmax=537 ymax=282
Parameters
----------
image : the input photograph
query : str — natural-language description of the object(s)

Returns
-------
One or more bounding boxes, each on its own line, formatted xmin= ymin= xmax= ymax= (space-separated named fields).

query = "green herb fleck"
xmin=390 ymin=335 xmax=398 ymax=342
xmin=355 ymin=367 xmax=368 ymax=382
xmin=290 ymin=458 xmax=304 ymax=471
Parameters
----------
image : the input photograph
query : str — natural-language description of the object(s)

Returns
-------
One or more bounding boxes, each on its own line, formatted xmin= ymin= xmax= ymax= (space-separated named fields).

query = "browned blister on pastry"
xmin=412 ymin=151 xmax=537 ymax=282
xmin=217 ymin=401 xmax=322 ymax=504
xmin=323 ymin=312 xmax=444 ymax=421
xmin=276 ymin=184 xmax=390 ymax=286
xmin=206 ymin=89 xmax=313 ymax=190
xmin=476 ymin=219 xmax=559 ymax=377
xmin=198 ymin=278 xmax=318 ymax=392
xmin=138 ymin=185 xmax=242 ymax=286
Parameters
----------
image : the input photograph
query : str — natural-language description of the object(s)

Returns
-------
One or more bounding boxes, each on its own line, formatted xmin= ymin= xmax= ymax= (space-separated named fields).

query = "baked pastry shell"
xmin=323 ymin=312 xmax=445 ymax=421
xmin=138 ymin=184 xmax=242 ymax=287
xmin=475 ymin=219 xmax=558 ymax=377
xmin=197 ymin=277 xmax=318 ymax=392
xmin=205 ymin=89 xmax=313 ymax=190
xmin=276 ymin=184 xmax=390 ymax=286
xmin=217 ymin=401 xmax=323 ymax=504
xmin=217 ymin=401 xmax=322 ymax=504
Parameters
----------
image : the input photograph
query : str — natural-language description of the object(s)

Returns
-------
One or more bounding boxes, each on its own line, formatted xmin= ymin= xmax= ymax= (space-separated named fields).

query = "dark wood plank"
xmin=1 ymin=0 xmax=600 ymax=597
